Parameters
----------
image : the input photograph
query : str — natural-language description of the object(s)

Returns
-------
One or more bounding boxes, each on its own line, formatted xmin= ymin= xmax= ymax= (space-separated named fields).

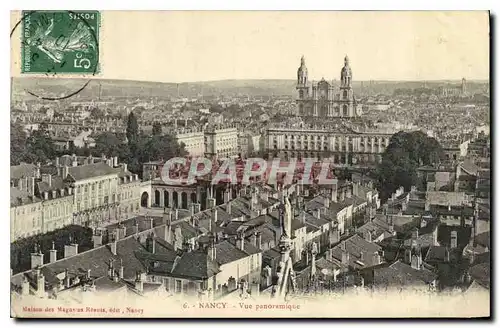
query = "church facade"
xmin=296 ymin=56 xmax=359 ymax=118
xmin=264 ymin=55 xmax=393 ymax=166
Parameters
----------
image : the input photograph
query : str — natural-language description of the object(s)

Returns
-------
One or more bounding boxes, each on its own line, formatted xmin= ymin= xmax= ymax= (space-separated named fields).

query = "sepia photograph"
xmin=9 ymin=10 xmax=491 ymax=318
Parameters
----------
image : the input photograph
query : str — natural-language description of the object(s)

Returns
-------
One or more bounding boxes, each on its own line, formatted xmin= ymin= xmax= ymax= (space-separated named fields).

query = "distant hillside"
xmin=11 ymin=77 xmax=489 ymax=101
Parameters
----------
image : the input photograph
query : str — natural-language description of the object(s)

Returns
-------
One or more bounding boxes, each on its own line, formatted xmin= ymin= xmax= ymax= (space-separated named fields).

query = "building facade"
xmin=175 ymin=129 xmax=205 ymax=157
xmin=266 ymin=124 xmax=391 ymax=165
xmin=204 ymin=126 xmax=239 ymax=159
xmin=297 ymin=56 xmax=359 ymax=118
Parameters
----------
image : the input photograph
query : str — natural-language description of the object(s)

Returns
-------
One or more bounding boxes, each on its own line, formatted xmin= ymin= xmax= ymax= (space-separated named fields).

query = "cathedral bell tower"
xmin=339 ymin=55 xmax=356 ymax=117
xmin=296 ymin=56 xmax=310 ymax=116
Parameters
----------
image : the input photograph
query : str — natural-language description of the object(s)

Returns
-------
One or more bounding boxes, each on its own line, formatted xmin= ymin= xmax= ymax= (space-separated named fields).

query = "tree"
xmin=11 ymin=123 xmax=27 ymax=165
xmin=375 ymin=131 xmax=444 ymax=202
xmin=23 ymin=128 xmax=57 ymax=165
xmin=90 ymin=107 xmax=105 ymax=120
xmin=152 ymin=122 xmax=163 ymax=136
xmin=141 ymin=135 xmax=187 ymax=163
xmin=93 ymin=132 xmax=127 ymax=158
xmin=126 ymin=111 xmax=139 ymax=147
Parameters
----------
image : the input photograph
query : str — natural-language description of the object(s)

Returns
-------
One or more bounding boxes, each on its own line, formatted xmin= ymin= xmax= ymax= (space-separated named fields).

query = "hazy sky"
xmin=11 ymin=11 xmax=490 ymax=82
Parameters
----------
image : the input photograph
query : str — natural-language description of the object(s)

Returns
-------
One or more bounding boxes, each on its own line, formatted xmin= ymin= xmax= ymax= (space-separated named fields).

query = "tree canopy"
xmin=152 ymin=122 xmax=163 ymax=136
xmin=11 ymin=122 xmax=57 ymax=165
xmin=375 ymin=131 xmax=444 ymax=202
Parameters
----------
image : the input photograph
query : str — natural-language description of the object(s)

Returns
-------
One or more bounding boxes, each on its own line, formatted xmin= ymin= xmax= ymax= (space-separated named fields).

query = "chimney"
xmin=224 ymin=189 xmax=230 ymax=203
xmin=214 ymin=208 xmax=218 ymax=224
xmin=256 ymin=232 xmax=262 ymax=250
xmin=35 ymin=268 xmax=45 ymax=298
xmin=118 ymin=260 xmax=124 ymax=279
xmin=402 ymin=201 xmax=408 ymax=212
xmin=175 ymin=209 xmax=179 ymax=221
xmin=207 ymin=197 xmax=216 ymax=209
xmin=31 ymin=249 xmax=44 ymax=269
xmin=18 ymin=178 xmax=24 ymax=192
xmin=411 ymin=254 xmax=422 ymax=270
xmin=424 ymin=200 xmax=430 ymax=212
xmin=301 ymin=211 xmax=306 ymax=225
xmin=450 ymin=230 xmax=458 ymax=249
xmin=360 ymin=251 xmax=364 ymax=261
xmin=55 ymin=157 xmax=60 ymax=167
xmin=28 ymin=177 xmax=35 ymax=196
xmin=149 ymin=217 xmax=154 ymax=230
xmin=135 ymin=271 xmax=145 ymax=293
xmin=118 ymin=225 xmax=127 ymax=239
xmin=64 ymin=269 xmax=70 ymax=288
xmin=64 ymin=243 xmax=79 ymax=258
xmin=87 ymin=269 xmax=91 ymax=280
xmin=412 ymin=228 xmax=419 ymax=241
xmin=108 ymin=258 xmax=114 ymax=278
xmin=208 ymin=236 xmax=217 ymax=261
xmin=110 ymin=235 xmax=117 ymax=255
xmin=227 ymin=201 xmax=232 ymax=215
xmin=22 ymin=276 xmax=30 ymax=296
xmin=190 ymin=203 xmax=196 ymax=216
xmin=341 ymin=243 xmax=349 ymax=268
xmin=251 ymin=232 xmax=257 ymax=248
xmin=372 ymin=251 xmax=381 ymax=265
xmin=314 ymin=208 xmax=321 ymax=219
xmin=331 ymin=186 xmax=338 ymax=202
xmin=164 ymin=223 xmax=173 ymax=243
xmin=93 ymin=230 xmax=103 ymax=248
xmin=432 ymin=225 xmax=439 ymax=247
xmin=62 ymin=166 xmax=69 ymax=179
xmin=238 ymin=232 xmax=245 ymax=251
xmin=134 ymin=220 xmax=140 ymax=235
xmin=147 ymin=233 xmax=156 ymax=254
xmin=41 ymin=174 xmax=52 ymax=187
xmin=49 ymin=241 xmax=57 ymax=263
xmin=364 ymin=231 xmax=372 ymax=243
xmin=324 ymin=196 xmax=330 ymax=208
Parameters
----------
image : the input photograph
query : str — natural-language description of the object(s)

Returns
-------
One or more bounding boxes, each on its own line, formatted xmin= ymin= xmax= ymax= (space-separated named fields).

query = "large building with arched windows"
xmin=296 ymin=55 xmax=360 ymax=118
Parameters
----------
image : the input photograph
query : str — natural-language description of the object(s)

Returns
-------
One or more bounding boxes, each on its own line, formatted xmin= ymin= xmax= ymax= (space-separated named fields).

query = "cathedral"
xmin=296 ymin=56 xmax=359 ymax=118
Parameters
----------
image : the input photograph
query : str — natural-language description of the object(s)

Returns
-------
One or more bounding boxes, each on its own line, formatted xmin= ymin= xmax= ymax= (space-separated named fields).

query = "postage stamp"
xmin=21 ymin=11 xmax=100 ymax=75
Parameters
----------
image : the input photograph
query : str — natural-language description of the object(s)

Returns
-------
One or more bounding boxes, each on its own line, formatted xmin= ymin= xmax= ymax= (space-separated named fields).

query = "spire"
xmin=300 ymin=55 xmax=305 ymax=66
xmin=344 ymin=55 xmax=349 ymax=66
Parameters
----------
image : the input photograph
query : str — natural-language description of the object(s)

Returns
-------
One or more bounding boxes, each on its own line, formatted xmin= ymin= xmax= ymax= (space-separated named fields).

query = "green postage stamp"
xmin=21 ymin=11 xmax=100 ymax=75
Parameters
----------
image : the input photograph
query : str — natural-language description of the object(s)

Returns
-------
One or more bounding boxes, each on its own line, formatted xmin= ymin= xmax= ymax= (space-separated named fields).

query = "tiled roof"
xmin=475 ymin=231 xmax=490 ymax=248
xmin=468 ymin=262 xmax=490 ymax=289
xmin=37 ymin=176 xmax=70 ymax=195
xmin=170 ymin=251 xmax=220 ymax=279
xmin=10 ymin=187 xmax=41 ymax=206
xmin=374 ymin=260 xmax=437 ymax=287
xmin=214 ymin=240 xmax=250 ymax=265
xmin=67 ymin=162 xmax=118 ymax=181
xmin=330 ymin=234 xmax=383 ymax=269
xmin=10 ymin=164 xmax=37 ymax=180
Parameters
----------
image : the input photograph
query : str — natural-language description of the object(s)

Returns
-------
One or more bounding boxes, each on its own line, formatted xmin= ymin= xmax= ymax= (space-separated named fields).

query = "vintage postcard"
xmin=9 ymin=11 xmax=490 ymax=318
